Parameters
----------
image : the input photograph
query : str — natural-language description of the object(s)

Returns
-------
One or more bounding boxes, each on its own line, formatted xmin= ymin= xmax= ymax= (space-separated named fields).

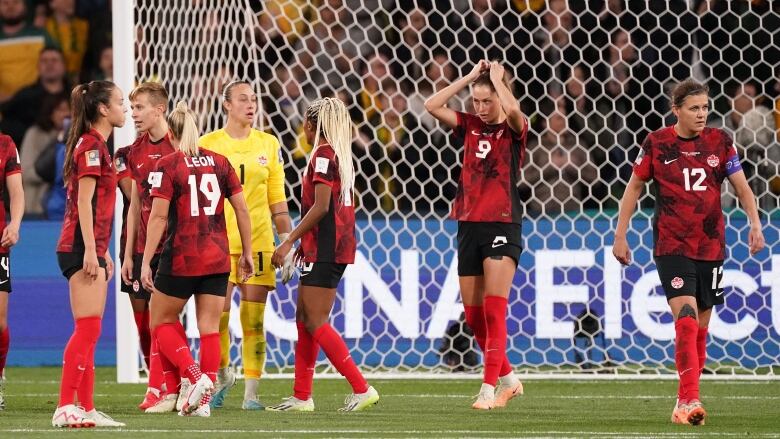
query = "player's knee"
xmin=303 ymin=317 xmax=325 ymax=335
xmin=677 ymin=304 xmax=697 ymax=321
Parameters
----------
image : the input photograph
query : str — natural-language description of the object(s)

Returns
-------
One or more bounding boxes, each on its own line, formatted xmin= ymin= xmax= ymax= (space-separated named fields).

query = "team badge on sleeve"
xmin=87 ymin=150 xmax=100 ymax=166
xmin=315 ymin=157 xmax=329 ymax=174
xmin=115 ymin=156 xmax=127 ymax=172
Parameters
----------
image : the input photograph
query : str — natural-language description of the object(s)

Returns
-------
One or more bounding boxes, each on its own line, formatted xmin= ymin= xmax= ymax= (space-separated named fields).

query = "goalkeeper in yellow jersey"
xmin=199 ymin=80 xmax=293 ymax=410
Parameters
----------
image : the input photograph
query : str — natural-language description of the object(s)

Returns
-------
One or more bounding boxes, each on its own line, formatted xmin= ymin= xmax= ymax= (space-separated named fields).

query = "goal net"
xmin=119 ymin=0 xmax=780 ymax=381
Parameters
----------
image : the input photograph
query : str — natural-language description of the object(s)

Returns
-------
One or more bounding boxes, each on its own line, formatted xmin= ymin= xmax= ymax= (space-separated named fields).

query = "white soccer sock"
xmin=244 ymin=378 xmax=259 ymax=401
xmin=217 ymin=367 xmax=231 ymax=384
xmin=499 ymin=371 xmax=518 ymax=386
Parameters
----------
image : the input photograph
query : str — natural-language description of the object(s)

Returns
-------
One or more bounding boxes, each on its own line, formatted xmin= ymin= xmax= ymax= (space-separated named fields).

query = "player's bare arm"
xmin=1 ymin=173 xmax=22 ymax=248
xmin=121 ymin=184 xmax=142 ymax=285
xmin=271 ymin=183 xmax=331 ymax=268
xmin=77 ymin=176 xmax=100 ymax=281
xmin=228 ymin=192 xmax=255 ymax=282
xmin=141 ymin=197 xmax=169 ymax=292
xmin=489 ymin=62 xmax=526 ymax=134
xmin=613 ymin=174 xmax=646 ymax=266
xmin=424 ymin=60 xmax=489 ymax=129
xmin=727 ymin=170 xmax=765 ymax=255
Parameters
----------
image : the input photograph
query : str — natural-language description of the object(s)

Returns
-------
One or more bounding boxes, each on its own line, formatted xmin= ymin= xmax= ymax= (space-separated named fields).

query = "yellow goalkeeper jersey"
xmin=199 ymin=128 xmax=287 ymax=254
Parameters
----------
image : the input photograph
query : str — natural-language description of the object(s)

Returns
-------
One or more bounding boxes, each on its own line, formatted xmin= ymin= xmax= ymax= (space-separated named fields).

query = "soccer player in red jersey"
xmin=53 ymin=80 xmax=126 ymax=428
xmin=0 ymin=134 xmax=23 ymax=411
xmin=118 ymin=82 xmax=177 ymax=412
xmin=267 ymin=98 xmax=379 ymax=412
xmin=425 ymin=60 xmax=528 ymax=410
xmin=140 ymin=101 xmax=254 ymax=417
xmin=613 ymin=79 xmax=765 ymax=426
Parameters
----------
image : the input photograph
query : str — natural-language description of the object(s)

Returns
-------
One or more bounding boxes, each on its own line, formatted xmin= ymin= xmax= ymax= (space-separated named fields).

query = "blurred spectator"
xmin=20 ymin=93 xmax=69 ymax=216
xmin=0 ymin=0 xmax=55 ymax=103
xmin=390 ymin=7 xmax=436 ymax=80
xmin=408 ymin=50 xmax=468 ymax=134
xmin=82 ymin=45 xmax=111 ymax=81
xmin=0 ymin=47 xmax=69 ymax=146
xmin=522 ymin=110 xmax=597 ymax=216
xmin=34 ymin=116 xmax=68 ymax=219
xmin=44 ymin=0 xmax=88 ymax=83
xmin=357 ymin=54 xmax=393 ymax=121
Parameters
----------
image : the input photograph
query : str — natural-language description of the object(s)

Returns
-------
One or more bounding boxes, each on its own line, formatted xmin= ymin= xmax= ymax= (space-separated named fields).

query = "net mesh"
xmin=132 ymin=0 xmax=780 ymax=377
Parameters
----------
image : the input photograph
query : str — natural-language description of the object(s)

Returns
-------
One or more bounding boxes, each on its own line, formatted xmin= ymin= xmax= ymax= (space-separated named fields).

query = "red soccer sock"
xmin=483 ymin=296 xmax=508 ymax=387
xmin=464 ymin=305 xmax=513 ymax=377
xmin=293 ymin=321 xmax=320 ymax=401
xmin=199 ymin=333 xmax=220 ymax=404
xmin=148 ymin=339 xmax=165 ymax=393
xmin=312 ymin=323 xmax=368 ymax=395
xmin=158 ymin=343 xmax=181 ymax=395
xmin=134 ymin=310 xmax=152 ymax=369
xmin=697 ymin=326 xmax=708 ymax=377
xmin=76 ymin=342 xmax=96 ymax=411
xmin=0 ymin=327 xmax=9 ymax=377
xmin=59 ymin=317 xmax=101 ymax=408
xmin=153 ymin=323 xmax=200 ymax=384
xmin=675 ymin=316 xmax=700 ymax=403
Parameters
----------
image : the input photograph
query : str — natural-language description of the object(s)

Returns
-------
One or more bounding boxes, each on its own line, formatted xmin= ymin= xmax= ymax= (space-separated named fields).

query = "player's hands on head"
xmin=239 ymin=252 xmax=254 ymax=283
xmin=489 ymin=62 xmax=505 ymax=84
xmin=105 ymin=251 xmax=114 ymax=282
xmin=612 ymin=236 xmax=631 ymax=265
xmin=83 ymin=249 xmax=100 ymax=282
xmin=748 ymin=225 xmax=765 ymax=255
xmin=121 ymin=257 xmax=134 ymax=285
xmin=469 ymin=60 xmax=490 ymax=79
xmin=140 ymin=263 xmax=154 ymax=292
xmin=0 ymin=223 xmax=19 ymax=248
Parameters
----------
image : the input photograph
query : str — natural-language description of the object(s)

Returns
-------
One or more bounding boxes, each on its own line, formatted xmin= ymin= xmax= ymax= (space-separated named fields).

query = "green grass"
xmin=0 ymin=367 xmax=778 ymax=437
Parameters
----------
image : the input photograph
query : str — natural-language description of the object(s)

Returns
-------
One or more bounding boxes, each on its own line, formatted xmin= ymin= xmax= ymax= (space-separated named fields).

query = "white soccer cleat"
xmin=180 ymin=374 xmax=214 ymax=415
xmin=472 ymin=385 xmax=495 ymax=410
xmin=52 ymin=404 xmax=95 ymax=428
xmin=84 ymin=409 xmax=126 ymax=427
xmin=210 ymin=368 xmax=235 ymax=409
xmin=494 ymin=380 xmax=523 ymax=408
xmin=266 ymin=396 xmax=315 ymax=412
xmin=145 ymin=393 xmax=177 ymax=413
xmin=176 ymin=379 xmax=191 ymax=412
xmin=338 ymin=386 xmax=379 ymax=412
xmin=179 ymin=402 xmax=211 ymax=417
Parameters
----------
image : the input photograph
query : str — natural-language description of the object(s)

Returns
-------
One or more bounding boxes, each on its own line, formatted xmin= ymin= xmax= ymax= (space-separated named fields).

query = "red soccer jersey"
xmin=114 ymin=145 xmax=131 ymax=258
xmin=57 ymin=129 xmax=117 ymax=256
xmin=300 ymin=144 xmax=356 ymax=264
xmin=633 ymin=126 xmax=741 ymax=261
xmin=450 ymin=111 xmax=528 ymax=223
xmin=0 ymin=135 xmax=21 ymax=255
xmin=126 ymin=133 xmax=175 ymax=255
xmin=150 ymin=149 xmax=242 ymax=276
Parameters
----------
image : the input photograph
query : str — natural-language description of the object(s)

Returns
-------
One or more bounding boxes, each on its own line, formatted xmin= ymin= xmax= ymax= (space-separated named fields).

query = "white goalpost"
xmin=113 ymin=1 xmax=780 ymax=383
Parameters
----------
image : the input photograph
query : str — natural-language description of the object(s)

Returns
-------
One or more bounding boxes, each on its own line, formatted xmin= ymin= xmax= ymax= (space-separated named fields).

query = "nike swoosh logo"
xmin=0 ymin=280 xmax=7 ymax=285
xmin=715 ymin=291 xmax=724 ymax=296
xmin=664 ymin=158 xmax=678 ymax=164
xmin=679 ymin=367 xmax=692 ymax=376
xmin=492 ymin=243 xmax=505 ymax=248
xmin=136 ymin=164 xmax=144 ymax=168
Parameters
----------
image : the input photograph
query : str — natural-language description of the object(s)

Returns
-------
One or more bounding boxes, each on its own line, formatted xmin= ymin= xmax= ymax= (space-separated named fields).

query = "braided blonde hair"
xmin=167 ymin=101 xmax=200 ymax=157
xmin=305 ymin=97 xmax=355 ymax=204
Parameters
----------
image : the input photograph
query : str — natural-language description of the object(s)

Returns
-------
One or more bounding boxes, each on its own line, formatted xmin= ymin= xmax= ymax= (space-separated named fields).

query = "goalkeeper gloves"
xmin=278 ymin=233 xmax=295 ymax=284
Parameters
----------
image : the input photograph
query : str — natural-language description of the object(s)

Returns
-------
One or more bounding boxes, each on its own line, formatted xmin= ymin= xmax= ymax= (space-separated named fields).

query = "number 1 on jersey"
xmin=188 ymin=173 xmax=221 ymax=216
xmin=239 ymin=163 xmax=245 ymax=184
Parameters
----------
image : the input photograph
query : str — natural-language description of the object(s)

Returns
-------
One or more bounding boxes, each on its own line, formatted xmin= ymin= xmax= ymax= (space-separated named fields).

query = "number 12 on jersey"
xmin=683 ymin=168 xmax=707 ymax=192
xmin=188 ymin=173 xmax=221 ymax=216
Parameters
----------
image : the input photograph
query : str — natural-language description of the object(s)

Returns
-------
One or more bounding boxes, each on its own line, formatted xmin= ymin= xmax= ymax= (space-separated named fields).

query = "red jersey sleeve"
xmin=632 ymin=135 xmax=653 ymax=181
xmin=149 ymin=157 xmax=174 ymax=201
xmin=3 ymin=137 xmax=21 ymax=176
xmin=721 ymin=131 xmax=743 ymax=177
xmin=74 ymin=137 xmax=104 ymax=179
xmin=310 ymin=147 xmax=338 ymax=187
xmin=114 ymin=146 xmax=130 ymax=180
xmin=451 ymin=111 xmax=471 ymax=140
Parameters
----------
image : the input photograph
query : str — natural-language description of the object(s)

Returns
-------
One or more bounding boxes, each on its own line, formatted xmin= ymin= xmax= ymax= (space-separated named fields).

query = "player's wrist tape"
xmin=278 ymin=233 xmax=291 ymax=244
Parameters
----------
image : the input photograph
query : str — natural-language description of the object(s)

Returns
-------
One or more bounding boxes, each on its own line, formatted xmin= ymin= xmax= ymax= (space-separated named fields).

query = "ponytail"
xmin=63 ymin=80 xmax=115 ymax=183
xmin=167 ymin=101 xmax=200 ymax=157
xmin=305 ymin=97 xmax=355 ymax=204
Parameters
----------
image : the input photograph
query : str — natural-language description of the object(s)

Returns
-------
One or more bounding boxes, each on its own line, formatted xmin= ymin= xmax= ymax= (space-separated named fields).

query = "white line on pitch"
xmin=8 ymin=393 xmax=780 ymax=400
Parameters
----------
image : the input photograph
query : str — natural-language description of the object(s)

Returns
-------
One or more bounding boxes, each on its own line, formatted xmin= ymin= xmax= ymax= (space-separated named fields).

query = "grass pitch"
xmin=0 ymin=367 xmax=778 ymax=437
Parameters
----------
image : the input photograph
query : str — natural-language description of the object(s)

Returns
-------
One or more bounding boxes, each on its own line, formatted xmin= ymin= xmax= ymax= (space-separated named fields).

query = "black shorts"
xmin=154 ymin=272 xmax=229 ymax=299
xmin=0 ymin=254 xmax=11 ymax=293
xmin=457 ymin=221 xmax=522 ymax=276
xmin=57 ymin=252 xmax=108 ymax=280
xmin=299 ymin=262 xmax=347 ymax=289
xmin=655 ymin=255 xmax=725 ymax=309
xmin=125 ymin=253 xmax=160 ymax=300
